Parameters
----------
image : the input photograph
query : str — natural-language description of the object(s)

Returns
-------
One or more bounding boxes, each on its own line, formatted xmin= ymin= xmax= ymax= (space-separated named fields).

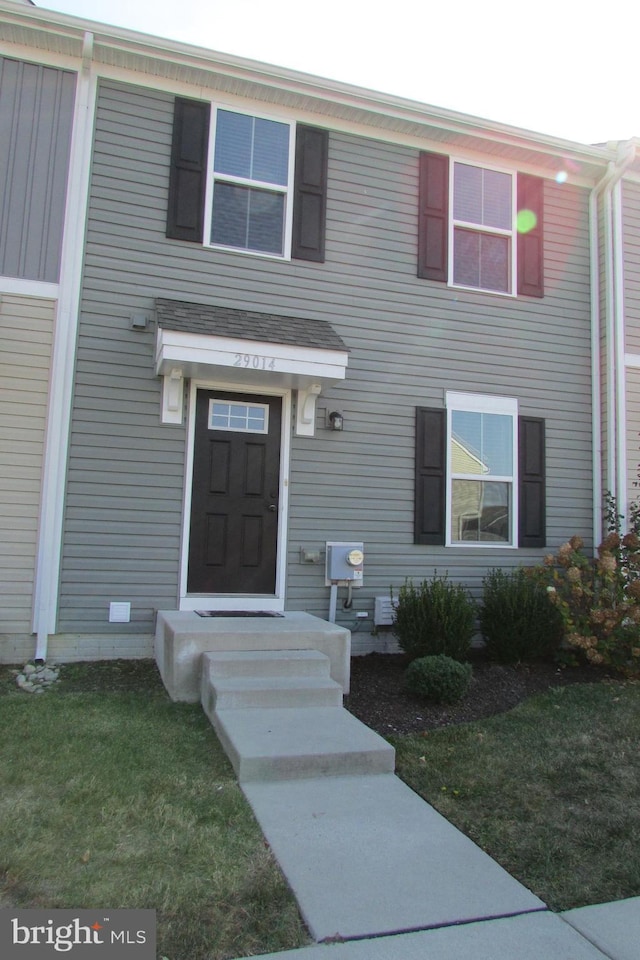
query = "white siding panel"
xmin=0 ymin=296 xmax=53 ymax=634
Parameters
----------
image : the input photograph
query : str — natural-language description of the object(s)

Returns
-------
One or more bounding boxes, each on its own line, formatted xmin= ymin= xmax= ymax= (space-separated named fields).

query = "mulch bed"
xmin=344 ymin=652 xmax=616 ymax=736
xmin=1 ymin=655 xmax=616 ymax=738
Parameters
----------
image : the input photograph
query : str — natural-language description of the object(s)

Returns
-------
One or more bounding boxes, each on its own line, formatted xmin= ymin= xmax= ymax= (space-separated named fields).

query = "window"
xmin=447 ymin=393 xmax=517 ymax=544
xmin=167 ymin=98 xmax=328 ymax=262
xmin=452 ymin=163 xmax=513 ymax=294
xmin=209 ymin=398 xmax=269 ymax=433
xmin=414 ymin=398 xmax=545 ymax=548
xmin=209 ymin=110 xmax=292 ymax=256
xmin=417 ymin=152 xmax=544 ymax=297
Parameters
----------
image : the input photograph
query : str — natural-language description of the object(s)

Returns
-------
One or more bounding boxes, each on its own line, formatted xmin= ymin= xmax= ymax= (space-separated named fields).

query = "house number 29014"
xmin=233 ymin=353 xmax=277 ymax=370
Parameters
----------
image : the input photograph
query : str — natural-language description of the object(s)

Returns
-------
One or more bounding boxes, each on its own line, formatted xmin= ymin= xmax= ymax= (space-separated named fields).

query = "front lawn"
xmin=0 ymin=663 xmax=308 ymax=960
xmin=392 ymin=680 xmax=640 ymax=910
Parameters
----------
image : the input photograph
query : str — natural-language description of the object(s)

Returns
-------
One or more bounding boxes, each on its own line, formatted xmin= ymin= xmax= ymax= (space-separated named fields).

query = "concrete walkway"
xmin=239 ymin=769 xmax=639 ymax=959
xmin=195 ymin=646 xmax=637 ymax=960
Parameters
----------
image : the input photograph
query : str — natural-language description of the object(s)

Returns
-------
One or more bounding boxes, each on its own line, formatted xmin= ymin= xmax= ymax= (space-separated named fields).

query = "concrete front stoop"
xmin=200 ymin=649 xmax=395 ymax=782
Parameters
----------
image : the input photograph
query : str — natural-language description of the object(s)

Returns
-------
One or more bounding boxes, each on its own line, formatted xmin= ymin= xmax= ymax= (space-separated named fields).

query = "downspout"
xmin=32 ymin=33 xmax=96 ymax=661
xmin=589 ymin=140 xmax=636 ymax=546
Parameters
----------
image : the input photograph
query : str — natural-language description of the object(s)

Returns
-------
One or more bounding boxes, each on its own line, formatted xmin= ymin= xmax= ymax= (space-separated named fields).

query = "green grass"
xmin=393 ymin=680 xmax=640 ymax=911
xmin=0 ymin=665 xmax=308 ymax=960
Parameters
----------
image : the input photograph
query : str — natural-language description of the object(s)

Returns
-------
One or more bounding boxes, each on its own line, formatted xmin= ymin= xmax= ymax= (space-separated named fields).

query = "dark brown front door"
xmin=187 ymin=390 xmax=282 ymax=594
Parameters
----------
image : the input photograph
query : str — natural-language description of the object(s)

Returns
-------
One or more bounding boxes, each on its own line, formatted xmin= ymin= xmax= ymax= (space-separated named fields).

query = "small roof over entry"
xmin=154 ymin=299 xmax=349 ymax=435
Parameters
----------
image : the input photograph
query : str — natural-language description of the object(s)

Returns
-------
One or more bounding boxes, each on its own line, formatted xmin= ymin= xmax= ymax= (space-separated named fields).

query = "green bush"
xmin=479 ymin=567 xmax=564 ymax=663
xmin=392 ymin=575 xmax=475 ymax=662
xmin=405 ymin=655 xmax=473 ymax=703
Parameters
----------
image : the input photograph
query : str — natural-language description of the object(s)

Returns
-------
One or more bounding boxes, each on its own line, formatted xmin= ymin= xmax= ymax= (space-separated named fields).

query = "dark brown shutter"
xmin=166 ymin=97 xmax=210 ymax=243
xmin=415 ymin=407 xmax=446 ymax=545
xmin=418 ymin=152 xmax=449 ymax=281
xmin=519 ymin=416 xmax=546 ymax=547
xmin=292 ymin=125 xmax=328 ymax=262
xmin=517 ymin=174 xmax=544 ymax=297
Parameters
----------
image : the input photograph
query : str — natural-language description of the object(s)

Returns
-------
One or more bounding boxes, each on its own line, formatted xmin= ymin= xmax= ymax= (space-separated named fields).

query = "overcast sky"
xmin=37 ymin=0 xmax=638 ymax=146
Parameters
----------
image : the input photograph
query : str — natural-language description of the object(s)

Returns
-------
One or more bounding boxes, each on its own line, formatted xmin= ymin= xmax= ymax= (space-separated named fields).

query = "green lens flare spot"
xmin=516 ymin=209 xmax=537 ymax=234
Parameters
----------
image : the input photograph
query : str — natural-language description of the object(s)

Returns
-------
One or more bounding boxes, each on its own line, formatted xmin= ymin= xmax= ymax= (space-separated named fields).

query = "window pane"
xmin=453 ymin=228 xmax=480 ymax=287
xmin=253 ymin=118 xmax=289 ymax=185
xmin=247 ymin=189 xmax=285 ymax=254
xmin=211 ymin=184 xmax=284 ymax=254
xmin=214 ymin=111 xmax=289 ymax=186
xmin=453 ymin=229 xmax=509 ymax=293
xmin=453 ymin=163 xmax=482 ymax=224
xmin=483 ymin=169 xmax=511 ymax=229
xmin=211 ymin=182 xmax=249 ymax=248
xmin=480 ymin=234 xmax=510 ymax=293
xmin=451 ymin=480 xmax=511 ymax=542
xmin=214 ymin=110 xmax=252 ymax=179
xmin=453 ymin=163 xmax=511 ymax=229
xmin=451 ymin=411 xmax=512 ymax=476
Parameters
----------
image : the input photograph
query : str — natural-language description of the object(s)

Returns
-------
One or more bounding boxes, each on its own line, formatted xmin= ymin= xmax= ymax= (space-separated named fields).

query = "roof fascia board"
xmin=0 ymin=0 xmax=615 ymax=177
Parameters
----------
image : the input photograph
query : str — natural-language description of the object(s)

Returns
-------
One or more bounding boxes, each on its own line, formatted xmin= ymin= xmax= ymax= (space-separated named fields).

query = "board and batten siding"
xmin=0 ymin=56 xmax=76 ymax=283
xmin=623 ymin=181 xmax=640 ymax=513
xmin=623 ymin=181 xmax=640 ymax=356
xmin=0 ymin=295 xmax=53 ymax=640
xmin=60 ymin=79 xmax=594 ymax=634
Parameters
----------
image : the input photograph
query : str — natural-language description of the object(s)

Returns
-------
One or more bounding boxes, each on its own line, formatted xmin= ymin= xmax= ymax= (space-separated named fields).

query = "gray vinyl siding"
xmin=0 ymin=56 xmax=76 ymax=283
xmin=59 ymin=79 xmax=594 ymax=633
xmin=0 ymin=296 xmax=54 ymax=634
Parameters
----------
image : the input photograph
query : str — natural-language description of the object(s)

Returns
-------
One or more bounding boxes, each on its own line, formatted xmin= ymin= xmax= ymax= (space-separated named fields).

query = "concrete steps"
xmin=200 ymin=648 xmax=395 ymax=782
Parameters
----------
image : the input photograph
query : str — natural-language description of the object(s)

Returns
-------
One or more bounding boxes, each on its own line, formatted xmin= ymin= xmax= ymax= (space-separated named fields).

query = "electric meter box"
xmin=325 ymin=541 xmax=364 ymax=586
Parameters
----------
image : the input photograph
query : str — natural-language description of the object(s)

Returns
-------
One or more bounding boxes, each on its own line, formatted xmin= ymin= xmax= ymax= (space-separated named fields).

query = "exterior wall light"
xmin=328 ymin=411 xmax=344 ymax=431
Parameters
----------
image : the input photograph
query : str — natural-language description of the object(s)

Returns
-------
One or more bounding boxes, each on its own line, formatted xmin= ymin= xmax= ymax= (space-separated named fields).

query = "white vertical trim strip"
xmin=32 ymin=37 xmax=97 ymax=656
xmin=613 ymin=180 xmax=628 ymax=520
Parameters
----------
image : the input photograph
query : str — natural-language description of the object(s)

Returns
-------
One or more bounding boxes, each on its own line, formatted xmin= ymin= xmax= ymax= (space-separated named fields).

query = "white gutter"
xmin=31 ymin=32 xmax=97 ymax=661
xmin=589 ymin=141 xmax=636 ymax=544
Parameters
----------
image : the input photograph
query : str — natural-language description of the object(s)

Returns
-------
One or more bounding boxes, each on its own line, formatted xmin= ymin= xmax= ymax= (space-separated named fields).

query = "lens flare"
xmin=555 ymin=170 xmax=568 ymax=184
xmin=516 ymin=209 xmax=537 ymax=234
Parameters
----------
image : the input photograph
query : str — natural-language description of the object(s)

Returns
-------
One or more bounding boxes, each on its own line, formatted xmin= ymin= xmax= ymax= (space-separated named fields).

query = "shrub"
xmin=530 ymin=498 xmax=640 ymax=676
xmin=479 ymin=567 xmax=564 ymax=663
xmin=405 ymin=655 xmax=472 ymax=703
xmin=391 ymin=574 xmax=475 ymax=662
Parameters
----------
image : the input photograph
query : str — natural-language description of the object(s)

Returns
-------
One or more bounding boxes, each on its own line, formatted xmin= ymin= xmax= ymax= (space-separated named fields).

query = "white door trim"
xmin=178 ymin=378 xmax=291 ymax=611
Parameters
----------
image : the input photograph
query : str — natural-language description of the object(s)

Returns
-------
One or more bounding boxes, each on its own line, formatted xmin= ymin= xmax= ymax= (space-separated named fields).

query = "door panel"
xmin=188 ymin=390 xmax=281 ymax=594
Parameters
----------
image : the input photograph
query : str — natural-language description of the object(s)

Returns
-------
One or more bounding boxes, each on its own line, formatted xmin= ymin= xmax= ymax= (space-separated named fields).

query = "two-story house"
xmin=1 ymin=0 xmax=637 ymax=665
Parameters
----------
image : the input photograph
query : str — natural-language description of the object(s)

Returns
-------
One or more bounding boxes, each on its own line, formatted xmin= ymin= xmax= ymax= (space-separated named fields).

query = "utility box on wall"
xmin=325 ymin=541 xmax=364 ymax=586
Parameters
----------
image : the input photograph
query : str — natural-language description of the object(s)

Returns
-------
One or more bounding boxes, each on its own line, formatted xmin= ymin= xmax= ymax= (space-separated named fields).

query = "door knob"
xmin=268 ymin=504 xmax=277 ymax=512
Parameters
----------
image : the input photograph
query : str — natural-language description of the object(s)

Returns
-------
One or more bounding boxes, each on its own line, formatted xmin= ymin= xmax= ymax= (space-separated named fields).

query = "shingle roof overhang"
xmin=154 ymin=299 xmax=349 ymax=390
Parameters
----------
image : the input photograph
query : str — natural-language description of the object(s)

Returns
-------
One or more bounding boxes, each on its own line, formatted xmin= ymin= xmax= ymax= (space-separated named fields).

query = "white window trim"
xmin=202 ymin=105 xmax=296 ymax=260
xmin=445 ymin=391 xmax=519 ymax=547
xmin=448 ymin=159 xmax=518 ymax=297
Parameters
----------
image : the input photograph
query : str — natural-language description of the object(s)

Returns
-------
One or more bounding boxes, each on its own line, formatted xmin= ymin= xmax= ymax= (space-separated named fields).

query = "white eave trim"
xmin=155 ymin=328 xmax=348 ymax=385
xmin=155 ymin=328 xmax=348 ymax=433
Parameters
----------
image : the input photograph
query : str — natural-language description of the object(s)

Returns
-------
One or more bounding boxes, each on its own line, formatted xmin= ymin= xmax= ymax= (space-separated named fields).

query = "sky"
xmin=34 ymin=0 xmax=639 ymax=147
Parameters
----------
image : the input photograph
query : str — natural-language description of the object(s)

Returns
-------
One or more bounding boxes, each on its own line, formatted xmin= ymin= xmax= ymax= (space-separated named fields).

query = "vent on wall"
xmin=374 ymin=596 xmax=398 ymax=627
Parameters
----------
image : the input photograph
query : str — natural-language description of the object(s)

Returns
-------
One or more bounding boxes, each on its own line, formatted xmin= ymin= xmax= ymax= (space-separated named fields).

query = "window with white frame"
xmin=446 ymin=392 xmax=518 ymax=545
xmin=209 ymin=108 xmax=292 ymax=256
xmin=451 ymin=162 xmax=514 ymax=294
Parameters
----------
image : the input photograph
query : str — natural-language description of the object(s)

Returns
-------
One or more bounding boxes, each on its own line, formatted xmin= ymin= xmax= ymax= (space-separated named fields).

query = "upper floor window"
xmin=209 ymin=109 xmax=293 ymax=256
xmin=417 ymin=151 xmax=544 ymax=298
xmin=167 ymin=98 xmax=328 ymax=263
xmin=451 ymin=162 xmax=514 ymax=294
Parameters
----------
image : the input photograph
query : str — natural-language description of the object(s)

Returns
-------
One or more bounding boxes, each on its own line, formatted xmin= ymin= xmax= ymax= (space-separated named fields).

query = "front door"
xmin=187 ymin=390 xmax=282 ymax=594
